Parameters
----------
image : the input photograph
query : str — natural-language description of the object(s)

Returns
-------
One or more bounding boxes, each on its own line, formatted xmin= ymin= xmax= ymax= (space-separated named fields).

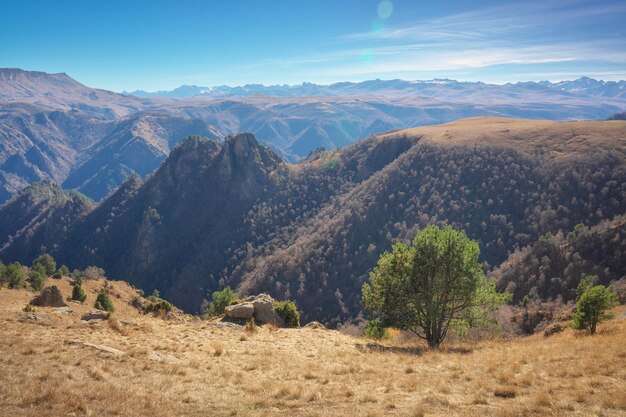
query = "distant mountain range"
xmin=1 ymin=68 xmax=625 ymax=204
xmin=1 ymin=118 xmax=624 ymax=322
xmin=125 ymin=77 xmax=626 ymax=100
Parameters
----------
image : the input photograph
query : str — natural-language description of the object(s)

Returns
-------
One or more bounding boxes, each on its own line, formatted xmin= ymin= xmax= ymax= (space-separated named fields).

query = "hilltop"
xmin=0 ymin=68 xmax=150 ymax=118
xmin=1 ymin=117 xmax=624 ymax=324
xmin=0 ymin=279 xmax=624 ymax=416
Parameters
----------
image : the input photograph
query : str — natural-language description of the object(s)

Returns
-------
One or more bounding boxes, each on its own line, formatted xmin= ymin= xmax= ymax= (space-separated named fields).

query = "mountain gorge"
xmin=1 ymin=68 xmax=625 ymax=204
xmin=1 ymin=118 xmax=624 ymax=324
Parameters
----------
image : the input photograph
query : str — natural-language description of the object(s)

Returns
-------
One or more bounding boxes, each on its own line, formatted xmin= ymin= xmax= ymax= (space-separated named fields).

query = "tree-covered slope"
xmin=0 ymin=118 xmax=624 ymax=324
xmin=492 ymin=215 xmax=626 ymax=303
xmin=0 ymin=180 xmax=93 ymax=262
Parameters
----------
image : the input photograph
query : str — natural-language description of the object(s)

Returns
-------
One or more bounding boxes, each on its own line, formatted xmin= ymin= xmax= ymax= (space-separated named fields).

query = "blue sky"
xmin=1 ymin=0 xmax=625 ymax=91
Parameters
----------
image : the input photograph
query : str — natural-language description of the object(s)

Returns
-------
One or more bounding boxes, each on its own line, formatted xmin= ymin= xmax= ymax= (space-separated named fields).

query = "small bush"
xmin=29 ymin=270 xmax=46 ymax=292
xmin=6 ymin=262 xmax=25 ymax=289
xmin=70 ymin=269 xmax=85 ymax=285
xmin=572 ymin=285 xmax=616 ymax=334
xmin=94 ymin=290 xmax=115 ymax=312
xmin=71 ymin=284 xmax=87 ymax=303
xmin=145 ymin=299 xmax=174 ymax=315
xmin=244 ymin=317 xmax=258 ymax=333
xmin=52 ymin=265 xmax=69 ymax=279
xmin=205 ymin=286 xmax=239 ymax=317
xmin=364 ymin=319 xmax=390 ymax=340
xmin=147 ymin=288 xmax=160 ymax=302
xmin=32 ymin=254 xmax=56 ymax=276
xmin=273 ymin=300 xmax=300 ymax=327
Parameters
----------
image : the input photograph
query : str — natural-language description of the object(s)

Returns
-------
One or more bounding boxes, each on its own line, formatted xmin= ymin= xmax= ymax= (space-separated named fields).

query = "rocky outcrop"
xmin=19 ymin=312 xmax=54 ymax=325
xmin=29 ymin=286 xmax=66 ymax=307
xmin=304 ymin=321 xmax=326 ymax=330
xmin=224 ymin=302 xmax=254 ymax=320
xmin=81 ymin=310 xmax=110 ymax=321
xmin=224 ymin=294 xmax=286 ymax=326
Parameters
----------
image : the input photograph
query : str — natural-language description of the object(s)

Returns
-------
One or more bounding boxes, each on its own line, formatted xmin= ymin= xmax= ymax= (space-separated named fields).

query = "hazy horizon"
xmin=5 ymin=66 xmax=625 ymax=96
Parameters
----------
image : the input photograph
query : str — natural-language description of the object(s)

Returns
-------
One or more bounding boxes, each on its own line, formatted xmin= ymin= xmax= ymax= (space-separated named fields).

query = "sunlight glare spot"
xmin=360 ymin=49 xmax=374 ymax=66
xmin=377 ymin=1 xmax=393 ymax=20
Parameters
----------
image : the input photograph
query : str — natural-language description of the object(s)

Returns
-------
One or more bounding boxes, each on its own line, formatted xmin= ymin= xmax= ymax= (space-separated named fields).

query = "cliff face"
xmin=45 ymin=133 xmax=283 ymax=311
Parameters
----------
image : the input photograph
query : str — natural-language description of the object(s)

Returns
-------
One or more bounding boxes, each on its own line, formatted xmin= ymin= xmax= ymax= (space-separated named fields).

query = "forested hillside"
xmin=493 ymin=215 xmax=626 ymax=303
xmin=0 ymin=118 xmax=624 ymax=323
xmin=0 ymin=180 xmax=93 ymax=262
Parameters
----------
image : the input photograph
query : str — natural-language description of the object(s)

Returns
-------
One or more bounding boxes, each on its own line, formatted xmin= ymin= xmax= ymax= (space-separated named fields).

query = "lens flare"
xmin=377 ymin=1 xmax=393 ymax=20
xmin=360 ymin=49 xmax=374 ymax=66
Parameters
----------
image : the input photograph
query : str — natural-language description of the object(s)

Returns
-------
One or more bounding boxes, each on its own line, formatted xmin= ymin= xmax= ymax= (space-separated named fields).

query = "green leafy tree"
xmin=6 ymin=262 xmax=25 ymax=289
xmin=362 ymin=225 xmax=507 ymax=348
xmin=31 ymin=263 xmax=46 ymax=276
xmin=94 ymin=290 xmax=115 ymax=312
xmin=29 ymin=270 xmax=46 ymax=292
xmin=205 ymin=286 xmax=239 ymax=317
xmin=572 ymin=285 xmax=616 ymax=334
xmin=273 ymin=300 xmax=300 ymax=327
xmin=32 ymin=254 xmax=56 ymax=276
xmin=71 ymin=284 xmax=87 ymax=303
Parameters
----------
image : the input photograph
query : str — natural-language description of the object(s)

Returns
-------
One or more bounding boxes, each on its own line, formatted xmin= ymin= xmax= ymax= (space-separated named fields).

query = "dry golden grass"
xmin=1 ymin=278 xmax=625 ymax=417
xmin=381 ymin=117 xmax=626 ymax=161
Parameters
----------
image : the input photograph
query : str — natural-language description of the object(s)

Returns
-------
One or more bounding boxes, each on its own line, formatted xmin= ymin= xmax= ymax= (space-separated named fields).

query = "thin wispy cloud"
xmin=222 ymin=0 xmax=626 ymax=84
xmin=341 ymin=0 xmax=626 ymax=43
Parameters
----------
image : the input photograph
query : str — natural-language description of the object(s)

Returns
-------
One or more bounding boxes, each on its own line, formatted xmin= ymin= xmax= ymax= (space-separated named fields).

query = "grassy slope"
xmin=0 ymin=280 xmax=624 ymax=417
xmin=384 ymin=117 xmax=626 ymax=156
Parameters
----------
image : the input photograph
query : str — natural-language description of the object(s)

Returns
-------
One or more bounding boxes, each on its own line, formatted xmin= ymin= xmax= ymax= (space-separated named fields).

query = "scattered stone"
xmin=29 ymin=286 xmax=66 ymax=307
xmin=543 ymin=322 xmax=564 ymax=337
xmin=224 ymin=302 xmax=254 ymax=320
xmin=211 ymin=322 xmax=243 ymax=330
xmin=304 ymin=321 xmax=326 ymax=330
xmin=81 ymin=310 xmax=110 ymax=321
xmin=53 ymin=306 xmax=74 ymax=315
xmin=148 ymin=351 xmax=181 ymax=363
xmin=19 ymin=312 xmax=54 ymax=325
xmin=66 ymin=339 xmax=125 ymax=356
